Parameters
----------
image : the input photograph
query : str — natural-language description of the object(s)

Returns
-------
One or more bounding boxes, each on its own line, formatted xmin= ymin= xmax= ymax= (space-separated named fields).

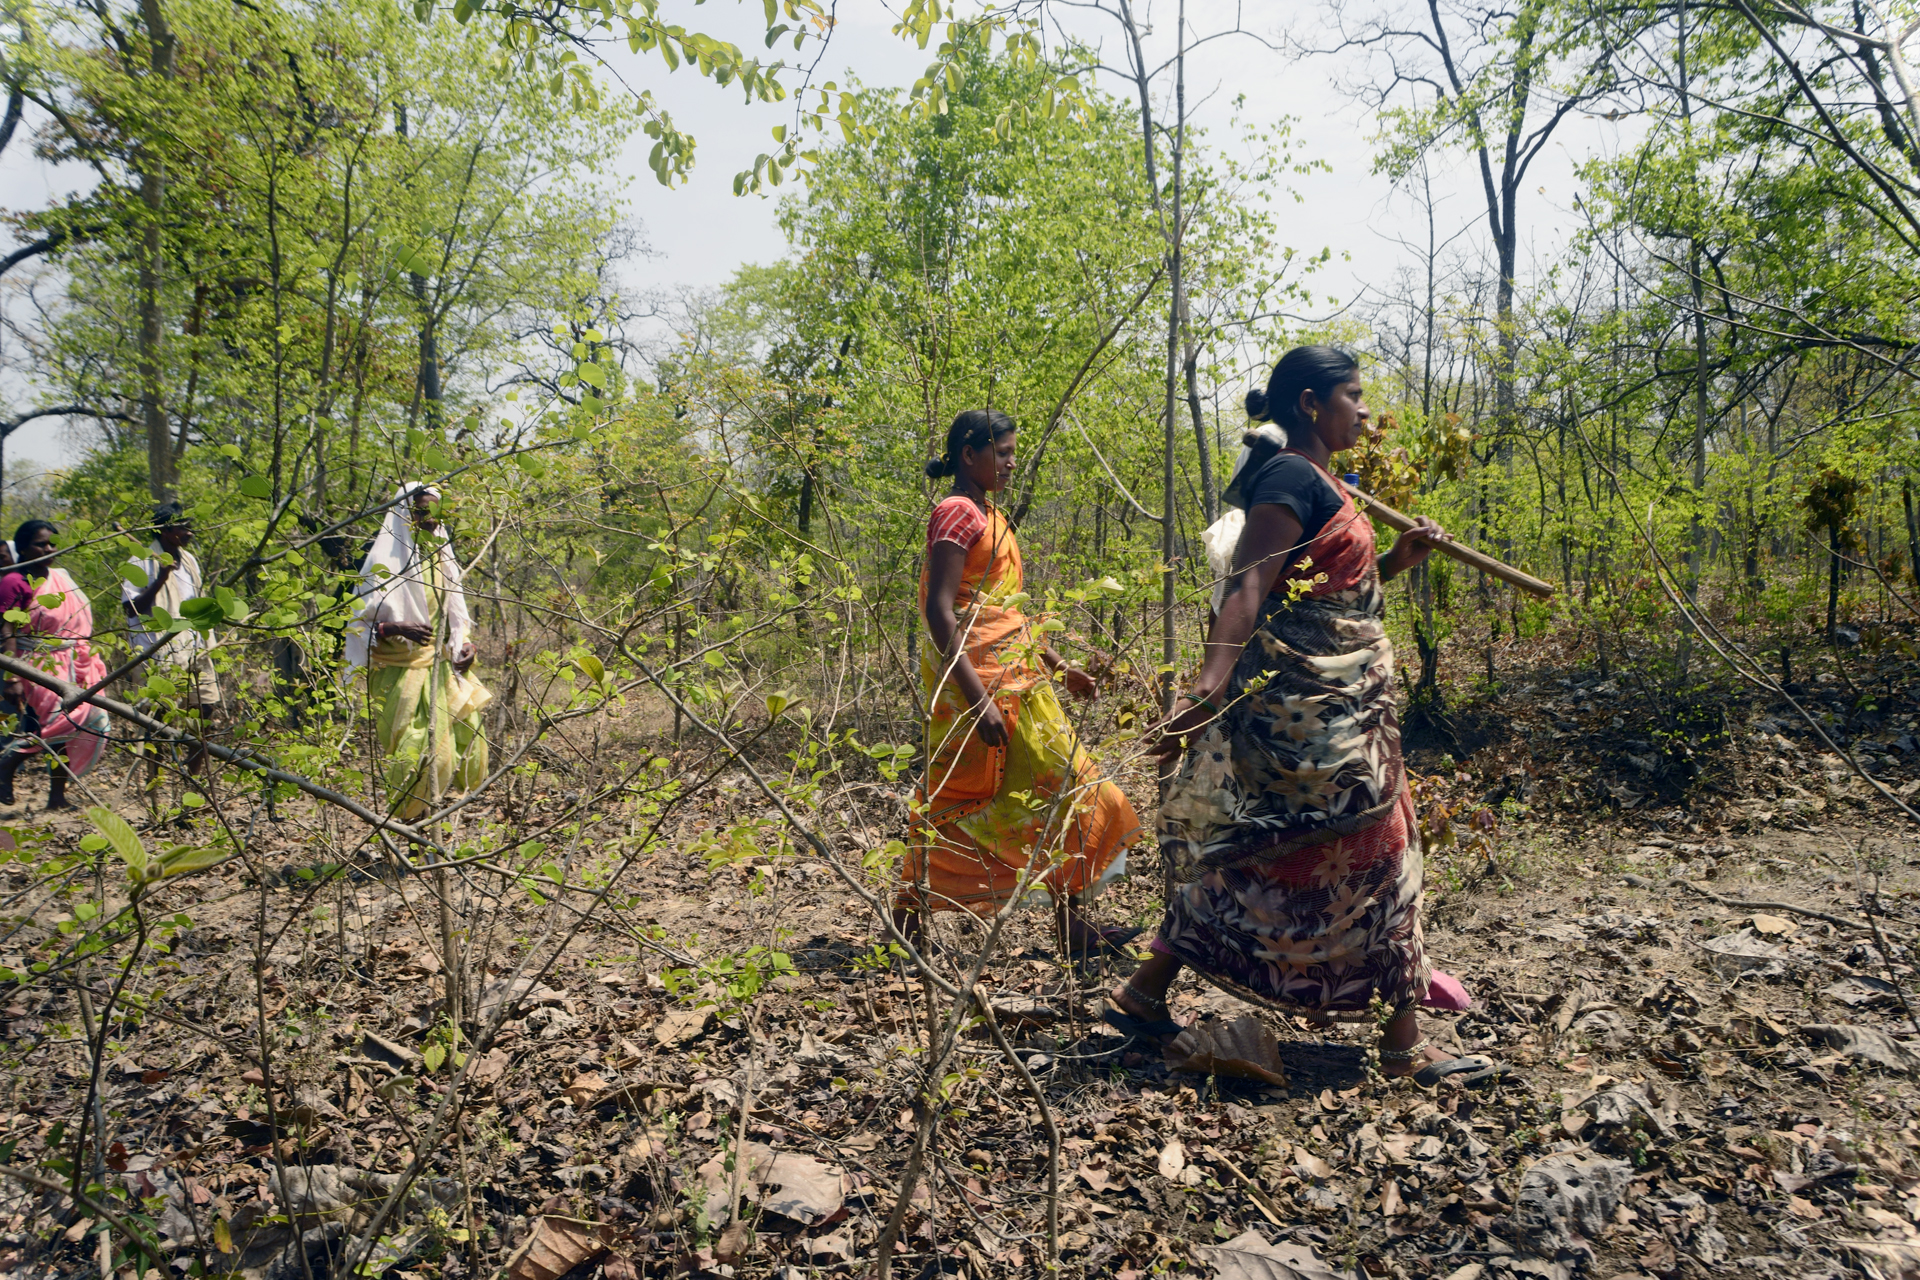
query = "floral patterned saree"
xmin=1155 ymin=454 xmax=1430 ymax=1015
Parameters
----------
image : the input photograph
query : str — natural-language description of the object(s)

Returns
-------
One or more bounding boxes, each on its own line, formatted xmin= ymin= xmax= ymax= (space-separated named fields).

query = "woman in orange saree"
xmin=894 ymin=410 xmax=1142 ymax=955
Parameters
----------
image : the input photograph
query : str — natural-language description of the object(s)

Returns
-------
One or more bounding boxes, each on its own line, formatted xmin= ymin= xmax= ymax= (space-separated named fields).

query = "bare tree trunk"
xmin=137 ymin=0 xmax=177 ymax=501
xmin=1677 ymin=0 xmax=1706 ymax=679
xmin=1160 ymin=0 xmax=1187 ymax=787
xmin=396 ymin=104 xmax=441 ymax=441
xmin=1185 ymin=343 xmax=1214 ymax=524
xmin=1904 ymin=479 xmax=1920 ymax=588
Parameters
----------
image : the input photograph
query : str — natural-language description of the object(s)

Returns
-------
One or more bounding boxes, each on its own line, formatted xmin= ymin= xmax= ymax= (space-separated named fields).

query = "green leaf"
xmin=117 ymin=562 xmax=150 ymax=588
xmin=179 ymin=598 xmax=225 ymax=631
xmin=422 ymin=1042 xmax=447 ymax=1072
xmin=155 ymin=846 xmax=227 ymax=877
xmin=577 ymin=653 xmax=605 ymax=684
xmin=238 ymin=475 xmax=273 ymax=500
xmin=86 ymin=807 xmax=147 ymax=882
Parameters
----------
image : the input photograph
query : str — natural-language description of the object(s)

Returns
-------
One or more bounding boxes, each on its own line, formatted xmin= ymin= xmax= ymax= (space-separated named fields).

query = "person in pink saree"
xmin=0 ymin=520 xmax=111 ymax=809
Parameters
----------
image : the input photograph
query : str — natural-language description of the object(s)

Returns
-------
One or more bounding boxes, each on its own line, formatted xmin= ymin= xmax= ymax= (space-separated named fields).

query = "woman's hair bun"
xmin=1244 ymin=388 xmax=1270 ymax=422
xmin=924 ymin=457 xmax=950 ymax=479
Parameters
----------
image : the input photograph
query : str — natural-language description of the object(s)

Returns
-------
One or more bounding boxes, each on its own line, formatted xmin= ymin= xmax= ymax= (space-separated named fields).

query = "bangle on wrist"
xmin=1184 ymin=691 xmax=1221 ymax=716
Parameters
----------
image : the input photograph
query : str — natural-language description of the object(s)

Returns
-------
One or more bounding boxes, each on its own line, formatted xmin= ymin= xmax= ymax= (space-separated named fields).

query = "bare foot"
xmin=1101 ymin=952 xmax=1185 ymax=1044
xmin=1378 ymin=1009 xmax=1456 ymax=1077
xmin=1107 ymin=979 xmax=1163 ymax=1021
xmin=1379 ymin=1043 xmax=1456 ymax=1078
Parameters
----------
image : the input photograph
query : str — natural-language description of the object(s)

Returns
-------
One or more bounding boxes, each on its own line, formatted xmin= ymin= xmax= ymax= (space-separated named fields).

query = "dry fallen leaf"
xmin=468 ymin=1048 xmax=510 ymax=1088
xmin=760 ymin=1152 xmax=847 ymax=1225
xmin=1158 ymin=1140 xmax=1187 ymax=1179
xmin=1846 ymin=1241 xmax=1920 ymax=1279
xmin=715 ymin=1220 xmax=752 ymax=1263
xmin=1291 ymin=1146 xmax=1334 ymax=1183
xmin=696 ymin=1143 xmax=846 ymax=1226
xmin=602 ymin=1255 xmax=638 ymax=1280
xmin=563 ymin=1073 xmax=605 ymax=1105
xmin=1164 ymin=1017 xmax=1289 ymax=1088
xmin=807 ymin=1229 xmax=855 ymax=1262
xmin=505 ymin=1216 xmax=612 ymax=1280
xmin=622 ymin=1126 xmax=673 ymax=1164
xmin=653 ymin=1007 xmax=714 ymax=1048
xmin=1201 ymin=1228 xmax=1356 ymax=1280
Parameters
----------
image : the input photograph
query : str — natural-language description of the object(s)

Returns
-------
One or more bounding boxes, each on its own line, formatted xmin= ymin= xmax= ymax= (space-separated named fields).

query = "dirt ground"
xmin=4 ymin=636 xmax=1920 ymax=1280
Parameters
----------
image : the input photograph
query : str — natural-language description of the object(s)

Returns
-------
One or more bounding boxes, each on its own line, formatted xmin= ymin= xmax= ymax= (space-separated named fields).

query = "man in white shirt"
xmin=123 ymin=502 xmax=222 ymax=729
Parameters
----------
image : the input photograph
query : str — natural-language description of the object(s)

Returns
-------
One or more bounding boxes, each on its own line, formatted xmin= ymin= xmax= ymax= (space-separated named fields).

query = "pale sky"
xmin=0 ymin=0 xmax=1626 ymax=473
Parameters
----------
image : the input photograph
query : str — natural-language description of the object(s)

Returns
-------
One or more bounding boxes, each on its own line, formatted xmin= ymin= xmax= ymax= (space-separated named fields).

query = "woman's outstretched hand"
xmin=1149 ymin=695 xmax=1217 ymax=767
xmin=1383 ymin=516 xmax=1450 ymax=578
xmin=973 ymin=698 xmax=1009 ymax=748
xmin=1062 ymin=665 xmax=1096 ymax=700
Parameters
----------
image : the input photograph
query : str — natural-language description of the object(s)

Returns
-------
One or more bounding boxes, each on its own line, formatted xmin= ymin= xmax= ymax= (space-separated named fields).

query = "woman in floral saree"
xmin=1107 ymin=347 xmax=1490 ymax=1084
xmin=894 ymin=410 xmax=1142 ymax=955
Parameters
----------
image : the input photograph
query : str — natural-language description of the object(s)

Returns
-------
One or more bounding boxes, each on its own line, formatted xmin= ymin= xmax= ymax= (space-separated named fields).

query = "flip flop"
xmin=1413 ymin=1054 xmax=1510 ymax=1089
xmin=1069 ymin=925 xmax=1145 ymax=961
xmin=1099 ymin=1005 xmax=1184 ymax=1044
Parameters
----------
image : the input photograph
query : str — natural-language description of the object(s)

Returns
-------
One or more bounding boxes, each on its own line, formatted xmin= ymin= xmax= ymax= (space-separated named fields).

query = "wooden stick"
xmin=1344 ymin=483 xmax=1557 ymax=599
xmin=1209 ymin=1149 xmax=1286 ymax=1227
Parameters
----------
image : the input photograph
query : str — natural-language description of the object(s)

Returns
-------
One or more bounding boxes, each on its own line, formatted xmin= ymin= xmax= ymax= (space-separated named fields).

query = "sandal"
xmin=1099 ymin=980 xmax=1184 ymax=1044
xmin=1068 ymin=925 xmax=1145 ymax=962
xmin=1412 ymin=1054 xmax=1510 ymax=1089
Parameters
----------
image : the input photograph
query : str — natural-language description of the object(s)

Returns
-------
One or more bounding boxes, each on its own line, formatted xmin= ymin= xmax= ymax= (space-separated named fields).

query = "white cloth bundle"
xmin=121 ymin=542 xmax=216 ymax=666
xmin=344 ymin=482 xmax=473 ymax=668
xmin=1201 ymin=425 xmax=1288 ymax=612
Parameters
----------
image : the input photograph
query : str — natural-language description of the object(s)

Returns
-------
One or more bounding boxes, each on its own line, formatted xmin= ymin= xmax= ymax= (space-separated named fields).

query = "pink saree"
xmin=6 ymin=568 xmax=111 ymax=776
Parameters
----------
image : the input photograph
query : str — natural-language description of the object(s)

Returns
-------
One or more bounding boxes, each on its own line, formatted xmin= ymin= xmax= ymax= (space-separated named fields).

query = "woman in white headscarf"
xmin=347 ymin=483 xmax=490 ymax=820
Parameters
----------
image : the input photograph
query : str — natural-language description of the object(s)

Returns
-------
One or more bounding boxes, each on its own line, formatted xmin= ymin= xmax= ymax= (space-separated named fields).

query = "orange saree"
xmin=900 ymin=498 xmax=1140 ymax=915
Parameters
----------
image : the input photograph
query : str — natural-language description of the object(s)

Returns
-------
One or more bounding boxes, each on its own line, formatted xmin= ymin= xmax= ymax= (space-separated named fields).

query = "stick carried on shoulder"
xmin=1343 ymin=479 xmax=1556 ymax=600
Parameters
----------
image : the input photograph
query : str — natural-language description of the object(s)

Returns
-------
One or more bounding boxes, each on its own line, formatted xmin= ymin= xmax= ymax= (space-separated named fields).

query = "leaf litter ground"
xmin=2 ymin=663 xmax=1920 ymax=1280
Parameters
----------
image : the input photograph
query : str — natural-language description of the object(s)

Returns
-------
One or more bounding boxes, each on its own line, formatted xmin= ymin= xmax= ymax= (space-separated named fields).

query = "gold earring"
xmin=1309 ymin=407 xmax=1319 ymax=425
